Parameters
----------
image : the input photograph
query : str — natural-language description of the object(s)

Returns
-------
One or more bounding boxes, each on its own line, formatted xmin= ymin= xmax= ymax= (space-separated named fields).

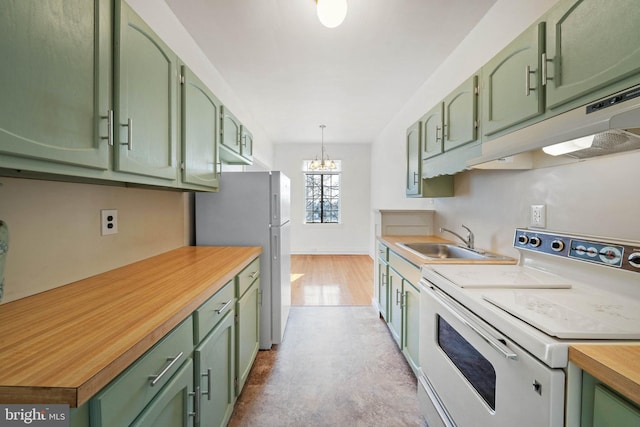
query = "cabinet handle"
xmin=148 ymin=351 xmax=183 ymax=386
xmin=443 ymin=123 xmax=448 ymax=140
xmin=525 ymin=65 xmax=536 ymax=96
xmin=435 ymin=125 xmax=441 ymax=142
xmin=381 ymin=273 xmax=387 ymax=286
xmin=241 ymin=134 xmax=247 ymax=148
xmin=396 ymin=288 xmax=401 ymax=305
xmin=189 ymin=386 xmax=200 ymax=424
xmin=541 ymin=53 xmax=553 ymax=86
xmin=201 ymin=368 xmax=212 ymax=400
xmin=413 ymin=172 xmax=419 ymax=185
xmin=215 ymin=299 xmax=233 ymax=314
xmin=249 ymin=271 xmax=259 ymax=280
xmin=100 ymin=110 xmax=113 ymax=146
xmin=121 ymin=118 xmax=133 ymax=150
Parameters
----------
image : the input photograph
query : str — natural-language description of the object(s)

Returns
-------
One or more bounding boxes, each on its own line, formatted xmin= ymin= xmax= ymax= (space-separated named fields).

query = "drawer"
xmin=389 ymin=251 xmax=421 ymax=285
xmin=194 ymin=280 xmax=235 ymax=343
xmin=90 ymin=316 xmax=193 ymax=427
xmin=377 ymin=241 xmax=389 ymax=261
xmin=237 ymin=256 xmax=260 ymax=298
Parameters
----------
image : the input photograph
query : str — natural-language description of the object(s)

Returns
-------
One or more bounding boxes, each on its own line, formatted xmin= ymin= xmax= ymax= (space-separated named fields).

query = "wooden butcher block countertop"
xmin=378 ymin=235 xmax=517 ymax=266
xmin=570 ymin=344 xmax=640 ymax=406
xmin=0 ymin=246 xmax=262 ymax=407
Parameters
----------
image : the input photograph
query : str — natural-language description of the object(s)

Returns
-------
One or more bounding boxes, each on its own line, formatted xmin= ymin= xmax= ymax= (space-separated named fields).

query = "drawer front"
xmin=194 ymin=280 xmax=235 ymax=343
xmin=237 ymin=257 xmax=260 ymax=298
xmin=389 ymin=252 xmax=420 ymax=285
xmin=377 ymin=242 xmax=389 ymax=261
xmin=90 ymin=317 xmax=194 ymax=427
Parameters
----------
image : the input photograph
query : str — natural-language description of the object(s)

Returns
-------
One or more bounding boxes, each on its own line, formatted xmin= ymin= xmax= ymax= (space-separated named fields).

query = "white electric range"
xmin=417 ymin=228 xmax=640 ymax=427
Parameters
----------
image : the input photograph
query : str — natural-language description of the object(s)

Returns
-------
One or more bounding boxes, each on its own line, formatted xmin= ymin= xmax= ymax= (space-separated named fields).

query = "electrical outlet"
xmin=101 ymin=209 xmax=118 ymax=235
xmin=530 ymin=204 xmax=546 ymax=228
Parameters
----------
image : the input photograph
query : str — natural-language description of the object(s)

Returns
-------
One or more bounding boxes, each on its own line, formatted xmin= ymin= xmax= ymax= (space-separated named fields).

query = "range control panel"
xmin=514 ymin=228 xmax=640 ymax=273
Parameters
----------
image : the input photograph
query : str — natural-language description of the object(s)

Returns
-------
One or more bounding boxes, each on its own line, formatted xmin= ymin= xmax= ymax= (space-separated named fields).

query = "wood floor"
xmin=290 ymin=254 xmax=374 ymax=306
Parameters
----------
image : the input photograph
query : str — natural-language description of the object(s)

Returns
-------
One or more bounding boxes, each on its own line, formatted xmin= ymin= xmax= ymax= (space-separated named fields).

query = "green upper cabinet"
xmin=422 ymin=105 xmax=443 ymax=160
xmin=219 ymin=106 xmax=252 ymax=165
xmin=0 ymin=0 xmax=111 ymax=170
xmin=114 ymin=0 xmax=178 ymax=182
xmin=240 ymin=125 xmax=254 ymax=164
xmin=443 ymin=75 xmax=478 ymax=151
xmin=180 ymin=66 xmax=220 ymax=190
xmin=482 ymin=22 xmax=545 ymax=137
xmin=544 ymin=0 xmax=640 ymax=111
xmin=406 ymin=120 xmax=421 ymax=196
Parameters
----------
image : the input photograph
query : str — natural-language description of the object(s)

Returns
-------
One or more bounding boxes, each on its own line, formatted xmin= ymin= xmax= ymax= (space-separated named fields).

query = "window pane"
xmin=303 ymin=168 xmax=341 ymax=223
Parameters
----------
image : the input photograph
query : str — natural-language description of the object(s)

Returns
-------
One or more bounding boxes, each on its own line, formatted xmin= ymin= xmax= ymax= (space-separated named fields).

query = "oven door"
xmin=419 ymin=280 xmax=565 ymax=427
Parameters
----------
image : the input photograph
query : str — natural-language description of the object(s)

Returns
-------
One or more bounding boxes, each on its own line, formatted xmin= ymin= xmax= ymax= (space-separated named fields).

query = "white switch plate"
xmin=101 ymin=209 xmax=118 ymax=235
xmin=530 ymin=204 xmax=546 ymax=228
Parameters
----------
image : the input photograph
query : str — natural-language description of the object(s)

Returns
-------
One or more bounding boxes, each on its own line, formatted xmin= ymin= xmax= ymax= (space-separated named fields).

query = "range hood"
xmin=468 ymin=85 xmax=640 ymax=167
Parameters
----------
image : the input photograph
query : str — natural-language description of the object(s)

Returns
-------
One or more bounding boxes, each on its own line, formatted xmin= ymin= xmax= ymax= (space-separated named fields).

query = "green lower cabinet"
xmin=131 ymin=358 xmax=195 ymax=427
xmin=387 ymin=267 xmax=403 ymax=347
xmin=236 ymin=278 xmax=260 ymax=395
xmin=195 ymin=310 xmax=235 ymax=427
xmin=581 ymin=372 xmax=640 ymax=427
xmin=402 ymin=281 xmax=420 ymax=376
xmin=545 ymin=0 xmax=640 ymax=112
xmin=377 ymin=258 xmax=389 ymax=320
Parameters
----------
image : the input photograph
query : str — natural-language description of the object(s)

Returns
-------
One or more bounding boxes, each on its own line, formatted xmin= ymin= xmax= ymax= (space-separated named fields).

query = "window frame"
xmin=302 ymin=160 xmax=342 ymax=224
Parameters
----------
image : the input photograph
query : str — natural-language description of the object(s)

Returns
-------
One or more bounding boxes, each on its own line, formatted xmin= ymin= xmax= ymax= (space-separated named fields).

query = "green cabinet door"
xmin=0 ymin=0 xmax=111 ymax=170
xmin=181 ymin=66 xmax=220 ymax=190
xmin=402 ymin=281 xmax=420 ymax=375
xmin=219 ymin=106 xmax=251 ymax=164
xmin=545 ymin=0 xmax=640 ymax=111
xmin=444 ymin=75 xmax=478 ymax=151
xmin=387 ymin=267 xmax=403 ymax=347
xmin=482 ymin=22 xmax=545 ymax=136
xmin=422 ymin=104 xmax=444 ymax=160
xmin=236 ymin=279 xmax=260 ymax=396
xmin=406 ymin=120 xmax=421 ymax=196
xmin=131 ymin=359 xmax=195 ymax=427
xmin=240 ymin=125 xmax=254 ymax=164
xmin=114 ymin=0 xmax=178 ymax=181
xmin=195 ymin=310 xmax=235 ymax=427
xmin=377 ymin=259 xmax=389 ymax=320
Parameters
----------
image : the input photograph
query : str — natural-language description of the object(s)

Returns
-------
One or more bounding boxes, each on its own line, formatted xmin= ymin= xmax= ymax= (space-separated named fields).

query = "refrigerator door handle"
xmin=273 ymin=234 xmax=279 ymax=261
xmin=273 ymin=194 xmax=279 ymax=222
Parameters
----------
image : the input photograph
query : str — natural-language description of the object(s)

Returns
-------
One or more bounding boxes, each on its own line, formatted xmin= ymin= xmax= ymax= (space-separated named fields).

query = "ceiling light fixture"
xmin=309 ymin=125 xmax=337 ymax=170
xmin=316 ymin=0 xmax=348 ymax=28
xmin=542 ymin=135 xmax=595 ymax=156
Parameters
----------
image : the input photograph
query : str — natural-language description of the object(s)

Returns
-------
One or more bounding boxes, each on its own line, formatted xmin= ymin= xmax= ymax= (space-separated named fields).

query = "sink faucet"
xmin=440 ymin=224 xmax=475 ymax=249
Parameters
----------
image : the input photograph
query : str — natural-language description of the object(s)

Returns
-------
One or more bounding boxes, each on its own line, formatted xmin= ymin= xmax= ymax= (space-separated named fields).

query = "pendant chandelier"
xmin=309 ymin=125 xmax=337 ymax=170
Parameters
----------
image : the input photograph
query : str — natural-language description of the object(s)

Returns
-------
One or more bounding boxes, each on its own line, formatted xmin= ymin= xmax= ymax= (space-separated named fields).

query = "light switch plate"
xmin=101 ymin=209 xmax=118 ymax=235
xmin=530 ymin=204 xmax=546 ymax=228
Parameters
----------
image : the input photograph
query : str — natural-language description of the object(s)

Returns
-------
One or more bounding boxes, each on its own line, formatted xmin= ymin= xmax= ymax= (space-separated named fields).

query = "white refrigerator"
xmin=195 ymin=171 xmax=291 ymax=350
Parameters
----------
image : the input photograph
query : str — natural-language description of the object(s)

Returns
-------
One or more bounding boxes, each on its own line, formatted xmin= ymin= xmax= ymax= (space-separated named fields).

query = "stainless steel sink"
xmin=396 ymin=242 xmax=505 ymax=260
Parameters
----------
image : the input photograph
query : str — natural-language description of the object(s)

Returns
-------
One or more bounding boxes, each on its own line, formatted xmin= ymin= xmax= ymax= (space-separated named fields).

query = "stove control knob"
xmin=529 ymin=236 xmax=542 ymax=247
xmin=551 ymin=240 xmax=565 ymax=252
xmin=517 ymin=235 xmax=529 ymax=245
xmin=629 ymin=252 xmax=640 ymax=268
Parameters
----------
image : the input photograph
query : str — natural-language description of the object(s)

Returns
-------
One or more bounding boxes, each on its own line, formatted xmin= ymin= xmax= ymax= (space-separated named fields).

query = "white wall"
xmin=371 ymin=0 xmax=640 ymax=256
xmin=274 ymin=143 xmax=371 ymax=254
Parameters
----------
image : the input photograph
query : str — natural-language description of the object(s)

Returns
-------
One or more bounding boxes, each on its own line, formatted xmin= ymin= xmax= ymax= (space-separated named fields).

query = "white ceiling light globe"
xmin=317 ymin=0 xmax=348 ymax=28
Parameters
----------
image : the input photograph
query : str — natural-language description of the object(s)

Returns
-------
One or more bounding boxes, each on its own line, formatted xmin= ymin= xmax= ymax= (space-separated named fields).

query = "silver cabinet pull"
xmin=396 ymin=288 xmax=401 ymax=305
xmin=435 ymin=125 xmax=441 ymax=142
xmin=413 ymin=172 xmax=419 ymax=185
xmin=201 ymin=368 xmax=212 ymax=400
xmin=215 ymin=299 xmax=233 ymax=314
xmin=148 ymin=351 xmax=184 ymax=386
xmin=541 ymin=53 xmax=553 ymax=86
xmin=188 ymin=386 xmax=200 ymax=424
xmin=525 ymin=65 xmax=536 ymax=96
xmin=121 ymin=118 xmax=133 ymax=150
xmin=429 ymin=286 xmax=518 ymax=360
xmin=443 ymin=123 xmax=449 ymax=140
xmin=100 ymin=110 xmax=113 ymax=146
xmin=249 ymin=271 xmax=259 ymax=280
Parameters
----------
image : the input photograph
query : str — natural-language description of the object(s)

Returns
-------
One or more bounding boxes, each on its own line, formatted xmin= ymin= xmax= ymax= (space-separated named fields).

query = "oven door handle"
xmin=428 ymin=285 xmax=518 ymax=361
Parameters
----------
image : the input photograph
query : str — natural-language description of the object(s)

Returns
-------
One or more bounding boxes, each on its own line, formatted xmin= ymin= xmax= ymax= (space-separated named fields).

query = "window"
xmin=303 ymin=160 xmax=341 ymax=223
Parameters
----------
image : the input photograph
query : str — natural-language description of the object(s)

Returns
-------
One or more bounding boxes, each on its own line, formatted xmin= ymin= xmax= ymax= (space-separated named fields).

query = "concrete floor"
xmin=229 ymin=306 xmax=426 ymax=427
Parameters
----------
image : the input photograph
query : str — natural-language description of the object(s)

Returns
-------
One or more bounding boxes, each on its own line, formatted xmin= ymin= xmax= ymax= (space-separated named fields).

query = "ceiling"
xmin=165 ymin=0 xmax=498 ymax=145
